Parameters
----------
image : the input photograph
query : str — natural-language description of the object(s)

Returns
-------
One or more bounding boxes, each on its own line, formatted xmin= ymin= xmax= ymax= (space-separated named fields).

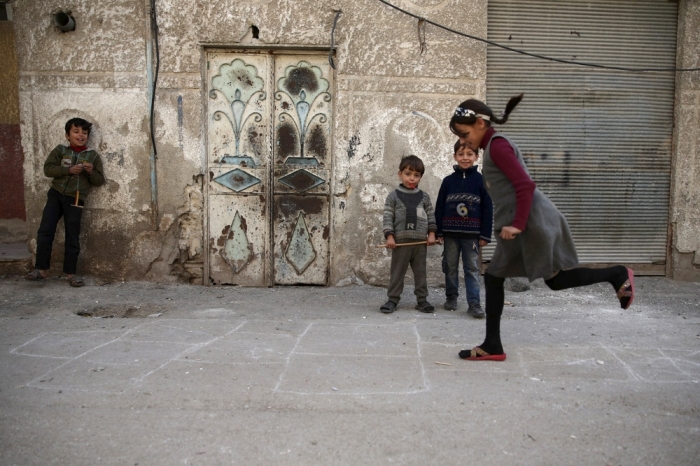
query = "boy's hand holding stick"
xmin=70 ymin=163 xmax=84 ymax=208
xmin=376 ymin=241 xmax=429 ymax=248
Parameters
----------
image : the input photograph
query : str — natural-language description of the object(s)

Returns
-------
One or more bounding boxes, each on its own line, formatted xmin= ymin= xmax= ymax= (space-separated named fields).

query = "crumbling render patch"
xmin=136 ymin=184 xmax=204 ymax=284
xmin=178 ymin=184 xmax=203 ymax=259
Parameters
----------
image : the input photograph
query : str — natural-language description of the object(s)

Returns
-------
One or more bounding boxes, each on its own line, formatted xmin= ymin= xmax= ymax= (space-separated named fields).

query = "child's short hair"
xmin=65 ymin=118 xmax=92 ymax=135
xmin=399 ymin=155 xmax=425 ymax=175
xmin=453 ymin=140 xmax=462 ymax=154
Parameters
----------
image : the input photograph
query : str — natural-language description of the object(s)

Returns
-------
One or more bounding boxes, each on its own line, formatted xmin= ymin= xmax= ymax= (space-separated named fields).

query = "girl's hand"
xmin=500 ymin=226 xmax=522 ymax=240
xmin=386 ymin=235 xmax=396 ymax=249
xmin=436 ymin=237 xmax=444 ymax=245
xmin=479 ymin=239 xmax=488 ymax=247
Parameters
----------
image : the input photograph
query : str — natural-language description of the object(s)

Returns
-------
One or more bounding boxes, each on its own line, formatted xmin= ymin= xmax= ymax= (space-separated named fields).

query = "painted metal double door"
xmin=207 ymin=52 xmax=332 ymax=286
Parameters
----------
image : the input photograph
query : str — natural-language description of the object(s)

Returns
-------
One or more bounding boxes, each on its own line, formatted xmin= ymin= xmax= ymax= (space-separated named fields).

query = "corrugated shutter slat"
xmin=484 ymin=0 xmax=677 ymax=267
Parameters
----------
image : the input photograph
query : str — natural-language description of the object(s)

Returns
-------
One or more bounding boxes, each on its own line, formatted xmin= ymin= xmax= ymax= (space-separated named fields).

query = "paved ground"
xmin=1 ymin=275 xmax=699 ymax=465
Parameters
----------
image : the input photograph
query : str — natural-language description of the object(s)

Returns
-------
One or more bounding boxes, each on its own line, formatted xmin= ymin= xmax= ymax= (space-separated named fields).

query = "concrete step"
xmin=0 ymin=243 xmax=32 ymax=276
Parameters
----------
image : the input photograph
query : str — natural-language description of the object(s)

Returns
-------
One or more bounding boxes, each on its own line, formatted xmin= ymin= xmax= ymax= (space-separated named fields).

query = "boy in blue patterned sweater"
xmin=381 ymin=155 xmax=437 ymax=314
xmin=435 ymin=142 xmax=493 ymax=317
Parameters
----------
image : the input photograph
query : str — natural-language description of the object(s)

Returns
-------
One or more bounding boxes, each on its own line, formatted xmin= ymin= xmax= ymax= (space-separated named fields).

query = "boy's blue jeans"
xmin=442 ymin=236 xmax=481 ymax=305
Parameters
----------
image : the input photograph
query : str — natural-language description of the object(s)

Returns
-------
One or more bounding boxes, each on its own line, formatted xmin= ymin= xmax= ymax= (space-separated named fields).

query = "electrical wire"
xmin=149 ymin=0 xmax=160 ymax=156
xmin=417 ymin=18 xmax=427 ymax=55
xmin=329 ymin=10 xmax=342 ymax=69
xmin=376 ymin=0 xmax=700 ymax=73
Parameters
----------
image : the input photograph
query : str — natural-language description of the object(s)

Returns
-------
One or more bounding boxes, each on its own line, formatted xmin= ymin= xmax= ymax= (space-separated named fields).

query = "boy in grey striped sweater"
xmin=381 ymin=155 xmax=437 ymax=314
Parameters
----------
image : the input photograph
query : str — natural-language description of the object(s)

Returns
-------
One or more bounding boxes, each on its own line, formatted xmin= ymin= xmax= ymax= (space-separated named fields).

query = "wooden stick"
xmin=375 ymin=241 xmax=428 ymax=248
xmin=73 ymin=190 xmax=83 ymax=208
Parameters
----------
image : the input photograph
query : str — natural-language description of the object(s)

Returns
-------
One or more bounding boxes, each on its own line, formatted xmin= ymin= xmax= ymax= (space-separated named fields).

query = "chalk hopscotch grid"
xmin=415 ymin=340 xmax=700 ymax=384
xmin=14 ymin=324 xmax=149 ymax=394
xmin=8 ymin=319 xmax=699 ymax=396
xmin=175 ymin=321 xmax=300 ymax=365
xmin=600 ymin=345 xmax=700 ymax=384
xmin=9 ymin=319 xmax=328 ymax=395
xmin=10 ymin=329 xmax=130 ymax=360
xmin=11 ymin=320 xmax=248 ymax=394
xmin=273 ymin=322 xmax=431 ymax=396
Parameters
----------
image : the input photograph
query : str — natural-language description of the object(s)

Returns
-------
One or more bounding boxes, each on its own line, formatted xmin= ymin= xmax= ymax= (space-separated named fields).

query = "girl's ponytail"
xmin=492 ymin=94 xmax=524 ymax=125
xmin=449 ymin=93 xmax=523 ymax=133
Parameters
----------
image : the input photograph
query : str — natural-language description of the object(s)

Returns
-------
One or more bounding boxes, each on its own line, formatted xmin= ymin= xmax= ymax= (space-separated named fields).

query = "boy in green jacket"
xmin=25 ymin=118 xmax=105 ymax=287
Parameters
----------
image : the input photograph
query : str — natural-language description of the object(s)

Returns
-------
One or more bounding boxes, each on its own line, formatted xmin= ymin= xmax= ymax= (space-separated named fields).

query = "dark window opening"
xmin=0 ymin=3 xmax=9 ymax=21
xmin=251 ymin=25 xmax=259 ymax=39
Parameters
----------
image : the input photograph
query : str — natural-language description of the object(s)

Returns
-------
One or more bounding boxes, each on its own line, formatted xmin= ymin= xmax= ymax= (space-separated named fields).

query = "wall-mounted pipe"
xmin=54 ymin=12 xmax=76 ymax=32
xmin=146 ymin=0 xmax=160 ymax=226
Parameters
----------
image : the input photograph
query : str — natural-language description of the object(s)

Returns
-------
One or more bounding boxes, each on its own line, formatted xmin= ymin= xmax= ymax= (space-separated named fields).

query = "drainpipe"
xmin=146 ymin=0 xmax=159 ymax=226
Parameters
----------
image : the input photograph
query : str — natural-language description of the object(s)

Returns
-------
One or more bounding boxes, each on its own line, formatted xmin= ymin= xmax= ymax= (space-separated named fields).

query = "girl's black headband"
xmin=454 ymin=107 xmax=490 ymax=121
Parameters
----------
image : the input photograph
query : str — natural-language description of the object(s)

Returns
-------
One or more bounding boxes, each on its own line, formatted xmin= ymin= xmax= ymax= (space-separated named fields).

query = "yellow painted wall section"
xmin=0 ymin=22 xmax=19 ymax=124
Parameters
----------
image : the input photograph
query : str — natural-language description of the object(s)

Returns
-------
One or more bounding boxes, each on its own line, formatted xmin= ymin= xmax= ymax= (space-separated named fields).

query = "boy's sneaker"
xmin=415 ymin=301 xmax=435 ymax=313
xmin=380 ymin=301 xmax=397 ymax=313
xmin=444 ymin=298 xmax=458 ymax=311
xmin=467 ymin=303 xmax=485 ymax=318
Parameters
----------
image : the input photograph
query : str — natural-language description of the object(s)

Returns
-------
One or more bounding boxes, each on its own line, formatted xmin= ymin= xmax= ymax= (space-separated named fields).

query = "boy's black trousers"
xmin=35 ymin=188 xmax=84 ymax=274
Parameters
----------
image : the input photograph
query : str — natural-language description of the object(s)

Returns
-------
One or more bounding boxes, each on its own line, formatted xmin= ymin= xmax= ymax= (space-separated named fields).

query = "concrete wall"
xmin=14 ymin=0 xmax=202 ymax=281
xmin=147 ymin=0 xmax=486 ymax=286
xmin=0 ymin=19 xmax=27 ymax=243
xmin=327 ymin=0 xmax=486 ymax=286
xmin=13 ymin=0 xmax=485 ymax=285
xmin=671 ymin=0 xmax=700 ymax=282
xmin=12 ymin=0 xmax=700 ymax=283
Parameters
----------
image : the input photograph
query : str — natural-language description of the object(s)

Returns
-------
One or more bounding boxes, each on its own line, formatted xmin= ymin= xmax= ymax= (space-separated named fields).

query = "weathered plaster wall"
xmin=14 ymin=0 xmax=203 ymax=281
xmin=0 ymin=20 xmax=27 ymax=243
xmin=671 ymin=0 xmax=700 ymax=281
xmin=0 ymin=22 xmax=20 ymax=123
xmin=137 ymin=0 xmax=486 ymax=286
xmin=328 ymin=0 xmax=487 ymax=287
xmin=17 ymin=0 xmax=695 ymax=285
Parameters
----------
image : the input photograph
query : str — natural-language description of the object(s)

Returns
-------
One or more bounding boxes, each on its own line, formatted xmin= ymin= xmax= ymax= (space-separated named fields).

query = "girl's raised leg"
xmin=545 ymin=265 xmax=635 ymax=309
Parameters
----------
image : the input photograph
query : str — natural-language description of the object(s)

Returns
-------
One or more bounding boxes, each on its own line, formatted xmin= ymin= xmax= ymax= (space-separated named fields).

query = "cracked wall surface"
xmin=12 ymin=0 xmax=700 ymax=283
xmin=0 ymin=20 xmax=26 ymax=243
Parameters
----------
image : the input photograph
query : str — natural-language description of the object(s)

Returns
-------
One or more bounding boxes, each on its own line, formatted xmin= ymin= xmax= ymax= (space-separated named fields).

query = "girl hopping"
xmin=449 ymin=94 xmax=635 ymax=361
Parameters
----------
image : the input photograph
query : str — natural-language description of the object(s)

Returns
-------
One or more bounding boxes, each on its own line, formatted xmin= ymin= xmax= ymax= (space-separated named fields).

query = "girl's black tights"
xmin=544 ymin=265 xmax=628 ymax=291
xmin=480 ymin=273 xmax=505 ymax=355
xmin=480 ymin=266 xmax=628 ymax=355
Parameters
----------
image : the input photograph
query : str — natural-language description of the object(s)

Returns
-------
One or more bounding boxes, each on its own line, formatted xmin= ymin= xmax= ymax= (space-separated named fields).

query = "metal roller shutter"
xmin=484 ymin=0 xmax=677 ymax=274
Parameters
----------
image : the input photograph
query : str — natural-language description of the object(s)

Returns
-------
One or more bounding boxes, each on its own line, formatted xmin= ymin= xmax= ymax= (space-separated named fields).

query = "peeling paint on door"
xmin=207 ymin=52 xmax=332 ymax=286
xmin=272 ymin=56 xmax=332 ymax=285
xmin=207 ymin=53 xmax=270 ymax=285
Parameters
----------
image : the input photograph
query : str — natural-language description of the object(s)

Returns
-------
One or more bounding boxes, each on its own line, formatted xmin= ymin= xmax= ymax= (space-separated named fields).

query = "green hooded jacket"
xmin=44 ymin=144 xmax=105 ymax=199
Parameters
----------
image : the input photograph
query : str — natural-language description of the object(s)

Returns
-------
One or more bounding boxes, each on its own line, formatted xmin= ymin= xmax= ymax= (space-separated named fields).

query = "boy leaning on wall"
xmin=25 ymin=118 xmax=105 ymax=287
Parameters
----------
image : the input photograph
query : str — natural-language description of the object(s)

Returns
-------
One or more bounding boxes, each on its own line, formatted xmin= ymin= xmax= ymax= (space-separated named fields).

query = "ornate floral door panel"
xmin=208 ymin=199 xmax=267 ymax=285
xmin=273 ymin=57 xmax=332 ymax=168
xmin=206 ymin=52 xmax=332 ymax=286
xmin=272 ymin=56 xmax=332 ymax=285
xmin=272 ymin=196 xmax=330 ymax=285
xmin=207 ymin=53 xmax=271 ymax=285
